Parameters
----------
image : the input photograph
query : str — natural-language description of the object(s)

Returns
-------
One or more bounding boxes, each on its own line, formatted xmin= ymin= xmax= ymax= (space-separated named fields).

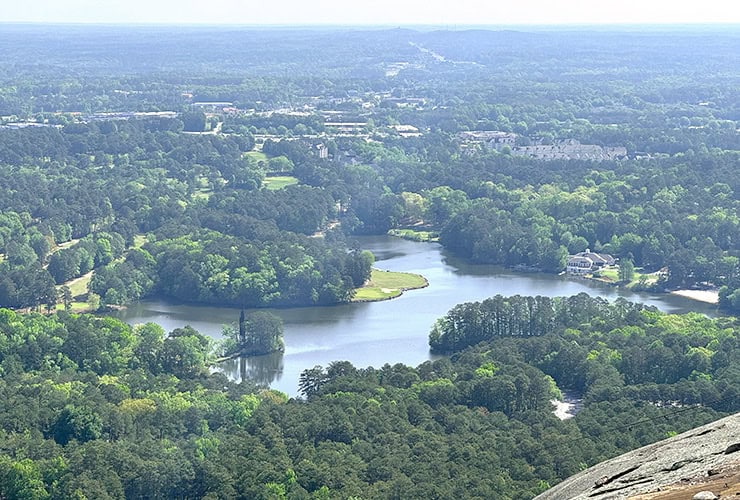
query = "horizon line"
xmin=2 ymin=21 xmax=739 ymax=30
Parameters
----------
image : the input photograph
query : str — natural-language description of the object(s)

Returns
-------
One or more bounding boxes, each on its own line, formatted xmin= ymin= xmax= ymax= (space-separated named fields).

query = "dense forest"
xmin=0 ymin=24 xmax=738 ymax=498
xmin=0 ymin=27 xmax=738 ymax=312
xmin=0 ymin=119 xmax=372 ymax=309
xmin=0 ymin=302 xmax=735 ymax=498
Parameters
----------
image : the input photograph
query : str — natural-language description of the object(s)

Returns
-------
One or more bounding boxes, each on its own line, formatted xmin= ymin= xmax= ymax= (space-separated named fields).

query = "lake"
xmin=114 ymin=235 xmax=719 ymax=396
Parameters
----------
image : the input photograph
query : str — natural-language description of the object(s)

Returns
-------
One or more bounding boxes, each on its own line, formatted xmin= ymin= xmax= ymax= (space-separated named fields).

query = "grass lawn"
xmin=53 ymin=272 xmax=94 ymax=312
xmin=55 ymin=301 xmax=90 ymax=313
xmin=353 ymin=269 xmax=427 ymax=302
xmin=596 ymin=268 xmax=619 ymax=281
xmin=593 ymin=267 xmax=659 ymax=288
xmin=245 ymin=151 xmax=268 ymax=163
xmin=353 ymin=287 xmax=402 ymax=301
xmin=52 ymin=238 xmax=81 ymax=254
xmin=263 ymin=175 xmax=299 ymax=190
xmin=133 ymin=234 xmax=147 ymax=249
xmin=388 ymin=228 xmax=439 ymax=242
xmin=60 ymin=271 xmax=93 ymax=300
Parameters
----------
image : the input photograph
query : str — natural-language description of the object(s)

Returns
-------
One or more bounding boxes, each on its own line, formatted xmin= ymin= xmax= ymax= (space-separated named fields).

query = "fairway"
xmin=61 ymin=271 xmax=93 ymax=299
xmin=353 ymin=269 xmax=427 ymax=302
xmin=263 ymin=175 xmax=299 ymax=190
xmin=245 ymin=151 xmax=268 ymax=163
xmin=593 ymin=267 xmax=659 ymax=288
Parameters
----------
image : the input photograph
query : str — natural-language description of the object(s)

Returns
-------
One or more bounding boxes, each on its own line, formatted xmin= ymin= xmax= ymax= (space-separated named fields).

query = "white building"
xmin=566 ymin=249 xmax=615 ymax=275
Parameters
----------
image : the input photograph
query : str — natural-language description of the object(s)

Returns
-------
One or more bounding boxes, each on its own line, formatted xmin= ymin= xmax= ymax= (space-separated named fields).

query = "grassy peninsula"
xmin=353 ymin=269 xmax=428 ymax=302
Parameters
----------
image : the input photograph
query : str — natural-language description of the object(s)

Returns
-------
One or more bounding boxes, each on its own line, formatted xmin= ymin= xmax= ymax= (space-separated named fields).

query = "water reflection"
xmin=116 ymin=235 xmax=721 ymax=395
xmin=219 ymin=351 xmax=284 ymax=387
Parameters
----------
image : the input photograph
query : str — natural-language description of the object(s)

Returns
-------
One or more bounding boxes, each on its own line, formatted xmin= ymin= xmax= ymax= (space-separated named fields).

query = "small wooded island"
xmin=220 ymin=309 xmax=285 ymax=359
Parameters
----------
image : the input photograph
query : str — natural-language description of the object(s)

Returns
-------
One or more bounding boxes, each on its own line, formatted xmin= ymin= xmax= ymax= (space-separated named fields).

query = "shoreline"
xmin=214 ymin=347 xmax=285 ymax=364
xmin=568 ymin=271 xmax=720 ymax=306
xmin=351 ymin=277 xmax=430 ymax=303
xmin=669 ymin=289 xmax=719 ymax=304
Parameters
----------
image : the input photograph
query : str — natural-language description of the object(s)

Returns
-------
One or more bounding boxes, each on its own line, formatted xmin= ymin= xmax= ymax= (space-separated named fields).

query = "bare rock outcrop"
xmin=535 ymin=413 xmax=740 ymax=500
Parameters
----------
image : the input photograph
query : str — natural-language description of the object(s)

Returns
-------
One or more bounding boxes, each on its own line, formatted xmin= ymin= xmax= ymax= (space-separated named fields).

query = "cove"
xmin=113 ymin=235 xmax=719 ymax=396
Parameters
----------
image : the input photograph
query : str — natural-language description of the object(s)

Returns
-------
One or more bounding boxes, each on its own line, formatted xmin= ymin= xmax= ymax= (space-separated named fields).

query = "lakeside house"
xmin=566 ymin=249 xmax=616 ymax=275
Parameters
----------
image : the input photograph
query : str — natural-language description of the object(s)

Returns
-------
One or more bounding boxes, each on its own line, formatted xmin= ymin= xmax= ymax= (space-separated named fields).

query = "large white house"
xmin=566 ymin=249 xmax=616 ymax=275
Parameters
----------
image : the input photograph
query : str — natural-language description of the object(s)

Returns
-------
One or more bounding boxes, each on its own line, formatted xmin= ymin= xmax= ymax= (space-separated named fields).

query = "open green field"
xmin=133 ymin=234 xmax=147 ymax=249
xmin=55 ymin=301 xmax=90 ymax=313
xmin=52 ymin=238 xmax=80 ymax=254
xmin=388 ymin=228 xmax=439 ymax=242
xmin=54 ymin=271 xmax=94 ymax=312
xmin=595 ymin=268 xmax=619 ymax=282
xmin=353 ymin=269 xmax=427 ymax=302
xmin=593 ymin=267 xmax=659 ymax=288
xmin=245 ymin=151 xmax=268 ymax=163
xmin=263 ymin=175 xmax=299 ymax=190
xmin=61 ymin=271 xmax=93 ymax=299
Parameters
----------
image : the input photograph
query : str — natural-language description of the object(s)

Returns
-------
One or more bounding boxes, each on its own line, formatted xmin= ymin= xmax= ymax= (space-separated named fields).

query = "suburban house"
xmin=566 ymin=249 xmax=616 ymax=275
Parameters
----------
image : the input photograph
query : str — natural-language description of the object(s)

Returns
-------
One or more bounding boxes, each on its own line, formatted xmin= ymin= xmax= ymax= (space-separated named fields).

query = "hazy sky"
xmin=3 ymin=0 xmax=739 ymax=26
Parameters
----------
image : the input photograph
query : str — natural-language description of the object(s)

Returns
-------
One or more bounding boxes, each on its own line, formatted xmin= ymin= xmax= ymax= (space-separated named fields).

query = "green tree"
xmin=61 ymin=285 xmax=73 ymax=311
xmin=87 ymin=292 xmax=100 ymax=312
xmin=0 ymin=456 xmax=49 ymax=500
xmin=133 ymin=323 xmax=165 ymax=373
xmin=236 ymin=311 xmax=284 ymax=356
xmin=43 ymin=286 xmax=58 ymax=313
xmin=160 ymin=326 xmax=211 ymax=378
xmin=182 ymin=110 xmax=207 ymax=132
xmin=619 ymin=259 xmax=635 ymax=283
xmin=267 ymin=156 xmax=294 ymax=173
xmin=298 ymin=365 xmax=327 ymax=399
xmin=52 ymin=405 xmax=103 ymax=445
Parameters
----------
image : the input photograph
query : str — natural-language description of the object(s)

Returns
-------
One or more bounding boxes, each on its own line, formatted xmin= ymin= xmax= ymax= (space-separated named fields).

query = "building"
xmin=566 ymin=255 xmax=596 ymax=275
xmin=458 ymin=131 xmax=517 ymax=151
xmin=324 ymin=122 xmax=367 ymax=134
xmin=390 ymin=124 xmax=422 ymax=138
xmin=514 ymin=139 xmax=627 ymax=161
xmin=566 ymin=249 xmax=615 ymax=275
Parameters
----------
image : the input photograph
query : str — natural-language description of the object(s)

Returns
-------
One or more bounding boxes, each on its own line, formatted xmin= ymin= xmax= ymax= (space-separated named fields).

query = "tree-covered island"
xmin=221 ymin=309 xmax=286 ymax=358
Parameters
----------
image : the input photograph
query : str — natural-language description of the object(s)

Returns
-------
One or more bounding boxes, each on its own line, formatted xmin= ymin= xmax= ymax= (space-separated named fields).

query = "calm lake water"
xmin=114 ymin=236 xmax=718 ymax=396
